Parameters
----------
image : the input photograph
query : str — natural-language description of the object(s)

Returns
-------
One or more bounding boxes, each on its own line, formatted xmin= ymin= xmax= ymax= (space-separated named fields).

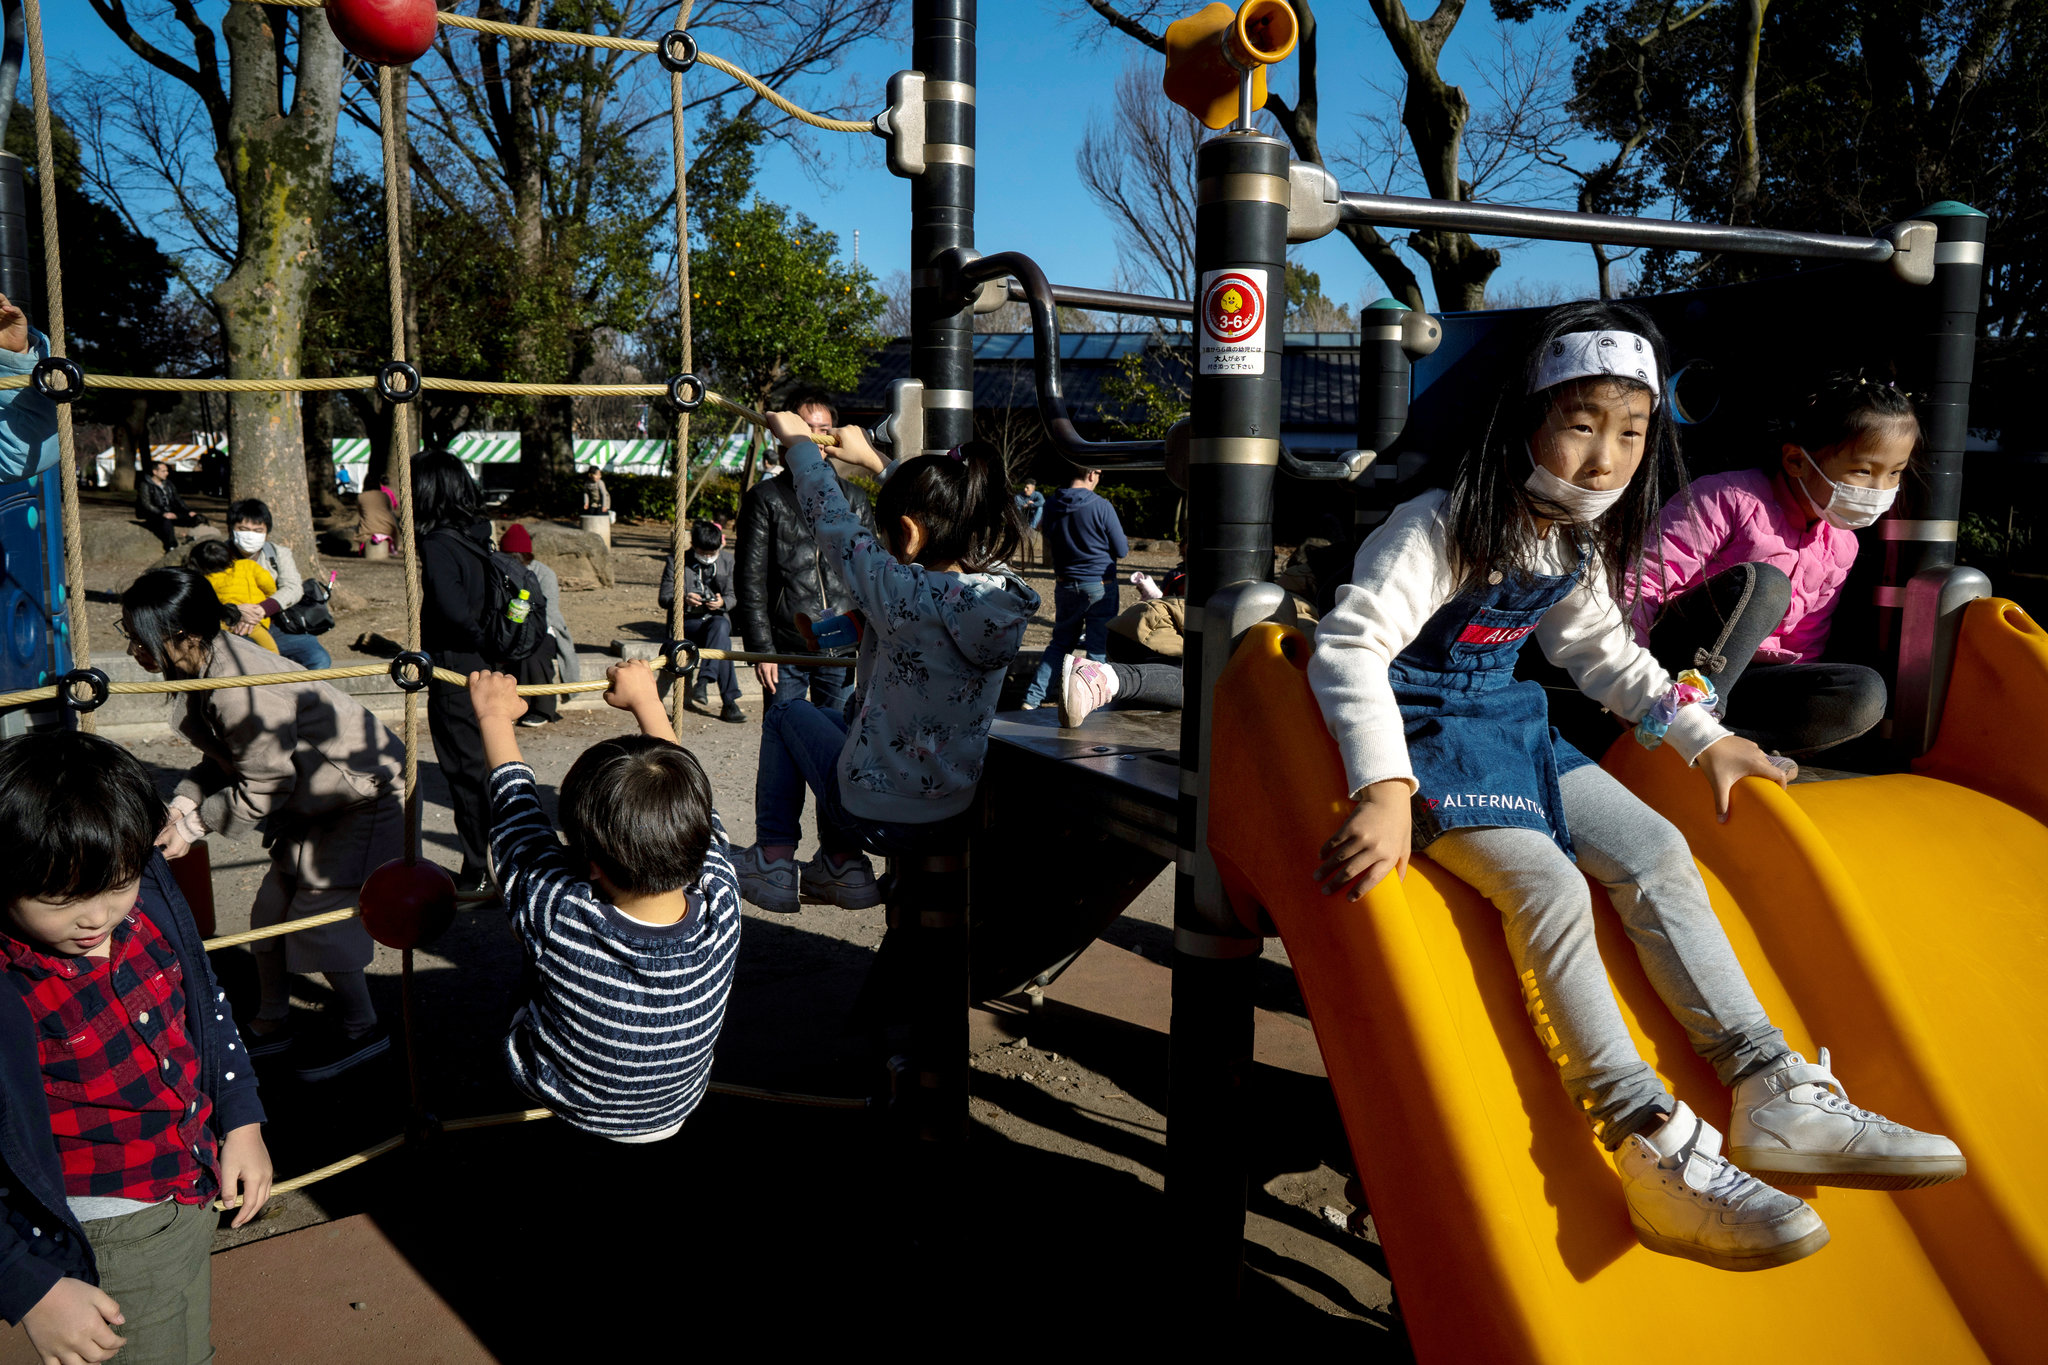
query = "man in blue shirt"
xmin=1020 ymin=466 xmax=1129 ymax=711
xmin=1014 ymin=478 xmax=1045 ymax=567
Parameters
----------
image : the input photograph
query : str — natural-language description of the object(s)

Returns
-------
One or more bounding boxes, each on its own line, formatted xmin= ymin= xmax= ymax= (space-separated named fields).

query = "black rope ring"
xmin=58 ymin=668 xmax=109 ymax=713
xmin=661 ymin=640 xmax=699 ymax=677
xmin=390 ymin=651 xmax=434 ymax=692
xmin=377 ymin=360 xmax=422 ymax=404
xmin=657 ymin=30 xmax=698 ymax=74
xmin=665 ymin=373 xmax=706 ymax=413
xmin=31 ymin=356 xmax=84 ymax=404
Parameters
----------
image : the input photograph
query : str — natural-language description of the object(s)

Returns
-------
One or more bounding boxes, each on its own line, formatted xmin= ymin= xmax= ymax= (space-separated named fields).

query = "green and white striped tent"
xmin=324 ymin=433 xmax=751 ymax=474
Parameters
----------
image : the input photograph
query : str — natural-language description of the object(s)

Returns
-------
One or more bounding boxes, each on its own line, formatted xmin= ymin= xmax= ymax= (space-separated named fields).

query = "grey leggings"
xmin=1426 ymin=763 xmax=1789 ymax=1148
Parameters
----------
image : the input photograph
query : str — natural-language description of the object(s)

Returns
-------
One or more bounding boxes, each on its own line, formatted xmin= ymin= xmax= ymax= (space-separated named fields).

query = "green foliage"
xmin=1102 ymin=345 xmax=1193 ymax=441
xmin=1284 ymin=262 xmax=1356 ymax=330
xmin=1094 ymin=479 xmax=1179 ymax=539
xmin=606 ymin=472 xmax=678 ymax=524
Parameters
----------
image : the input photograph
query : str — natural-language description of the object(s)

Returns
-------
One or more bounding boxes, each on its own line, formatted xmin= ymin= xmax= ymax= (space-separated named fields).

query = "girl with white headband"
xmin=1306 ymin=301 xmax=1962 ymax=1273
xmin=1634 ymin=374 xmax=1916 ymax=758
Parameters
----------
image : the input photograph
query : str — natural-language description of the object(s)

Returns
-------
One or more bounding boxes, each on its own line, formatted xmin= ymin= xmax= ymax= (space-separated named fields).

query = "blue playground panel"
xmin=0 ymin=466 xmax=75 ymax=704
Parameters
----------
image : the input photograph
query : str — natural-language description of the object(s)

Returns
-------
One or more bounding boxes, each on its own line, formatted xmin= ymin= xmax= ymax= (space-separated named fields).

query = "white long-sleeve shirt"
xmin=1307 ymin=489 xmax=1730 ymax=799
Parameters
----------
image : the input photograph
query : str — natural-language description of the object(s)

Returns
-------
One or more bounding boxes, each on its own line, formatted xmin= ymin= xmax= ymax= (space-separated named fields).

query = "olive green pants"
xmin=82 ymin=1199 xmax=215 ymax=1365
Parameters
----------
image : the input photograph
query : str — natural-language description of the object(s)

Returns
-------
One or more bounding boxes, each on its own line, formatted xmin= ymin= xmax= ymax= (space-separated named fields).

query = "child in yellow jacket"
xmin=187 ymin=538 xmax=280 ymax=653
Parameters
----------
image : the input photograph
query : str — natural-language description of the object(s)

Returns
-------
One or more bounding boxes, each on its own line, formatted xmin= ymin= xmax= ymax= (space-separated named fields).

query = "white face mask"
xmin=1791 ymin=457 xmax=1897 ymax=530
xmin=232 ymin=530 xmax=267 ymax=555
xmin=1524 ymin=447 xmax=1628 ymax=524
xmin=692 ymin=550 xmax=719 ymax=564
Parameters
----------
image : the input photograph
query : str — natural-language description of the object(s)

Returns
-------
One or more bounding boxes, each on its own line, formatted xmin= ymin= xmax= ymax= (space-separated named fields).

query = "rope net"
xmin=16 ymin=0 xmax=880 ymax=1208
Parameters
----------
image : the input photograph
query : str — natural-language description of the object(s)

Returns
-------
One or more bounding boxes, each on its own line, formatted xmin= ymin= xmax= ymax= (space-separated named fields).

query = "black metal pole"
xmin=0 ymin=152 xmax=31 ymax=319
xmin=910 ymin=0 xmax=975 ymax=457
xmin=1167 ymin=127 xmax=1290 ymax=1310
xmin=1357 ymin=298 xmax=1411 ymax=457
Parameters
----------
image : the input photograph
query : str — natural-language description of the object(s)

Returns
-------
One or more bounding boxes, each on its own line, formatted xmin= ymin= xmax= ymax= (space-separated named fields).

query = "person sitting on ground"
xmin=1064 ymin=557 xmax=1188 ymax=727
xmin=137 ymin=459 xmax=208 ymax=552
xmin=1632 ymin=373 xmax=1914 ymax=761
xmin=1019 ymin=464 xmax=1129 ymax=710
xmin=186 ymin=536 xmax=280 ymax=654
xmin=0 ymin=730 xmax=271 ymax=1365
xmin=736 ymin=418 xmax=1037 ymax=915
xmin=0 ymin=293 xmax=59 ymax=484
xmin=469 ymin=661 xmax=741 ymax=1142
xmin=659 ymin=520 xmax=745 ymax=723
xmin=581 ymin=467 xmax=611 ymax=520
xmin=228 ymin=497 xmax=332 ymax=671
xmin=124 ymin=567 xmax=405 ymax=1082
xmin=500 ymin=524 xmax=580 ymax=727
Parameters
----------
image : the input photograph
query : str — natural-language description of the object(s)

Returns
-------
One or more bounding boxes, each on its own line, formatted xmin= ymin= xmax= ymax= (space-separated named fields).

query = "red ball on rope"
xmin=324 ymin=0 xmax=438 ymax=67
xmin=359 ymin=858 xmax=458 ymax=950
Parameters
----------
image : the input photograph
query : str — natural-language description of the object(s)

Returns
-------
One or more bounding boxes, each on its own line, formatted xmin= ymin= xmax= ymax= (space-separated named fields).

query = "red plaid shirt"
xmin=1 ymin=913 xmax=217 ymax=1205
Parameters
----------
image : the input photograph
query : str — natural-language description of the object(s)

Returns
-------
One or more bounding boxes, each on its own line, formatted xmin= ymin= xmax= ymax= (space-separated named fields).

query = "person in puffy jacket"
xmin=1634 ymin=375 xmax=1916 ymax=758
xmin=414 ymin=450 xmax=500 ymax=897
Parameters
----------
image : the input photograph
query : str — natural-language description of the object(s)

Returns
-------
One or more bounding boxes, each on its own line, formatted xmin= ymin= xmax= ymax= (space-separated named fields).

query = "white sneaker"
xmin=1058 ymin=656 xmax=1118 ymax=730
xmin=1615 ymin=1101 xmax=1829 ymax=1272
xmin=800 ymin=850 xmax=881 ymax=909
xmin=733 ymin=845 xmax=800 ymax=914
xmin=1728 ymin=1049 xmax=1966 ymax=1189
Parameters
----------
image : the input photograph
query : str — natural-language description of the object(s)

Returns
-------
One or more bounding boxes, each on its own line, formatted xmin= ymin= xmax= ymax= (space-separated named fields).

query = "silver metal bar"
xmin=1338 ymin=192 xmax=1895 ymax=264
xmin=1004 ymin=279 xmax=1193 ymax=321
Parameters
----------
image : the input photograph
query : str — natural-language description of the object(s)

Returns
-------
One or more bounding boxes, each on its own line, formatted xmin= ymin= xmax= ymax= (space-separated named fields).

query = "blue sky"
xmin=42 ymin=2 xmax=1609 ymax=319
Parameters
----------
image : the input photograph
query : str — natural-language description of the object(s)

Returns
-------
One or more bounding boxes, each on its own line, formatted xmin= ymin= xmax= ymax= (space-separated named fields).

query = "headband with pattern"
xmin=1529 ymin=329 xmax=1660 ymax=408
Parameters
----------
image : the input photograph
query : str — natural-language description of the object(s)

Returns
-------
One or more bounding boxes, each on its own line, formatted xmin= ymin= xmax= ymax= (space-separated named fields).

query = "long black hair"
xmin=874 ymin=440 xmax=1024 ymax=572
xmin=412 ymin=447 xmax=483 ymax=538
xmin=120 ymin=566 xmax=232 ymax=675
xmin=1443 ymin=299 xmax=1688 ymax=603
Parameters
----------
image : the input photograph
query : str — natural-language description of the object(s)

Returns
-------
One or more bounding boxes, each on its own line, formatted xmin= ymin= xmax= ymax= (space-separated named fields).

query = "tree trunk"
xmin=211 ymin=4 xmax=344 ymax=572
xmin=304 ymin=385 xmax=337 ymax=520
xmin=1729 ymin=0 xmax=1769 ymax=225
xmin=517 ymin=398 xmax=577 ymax=489
xmin=110 ymin=401 xmax=149 ymax=493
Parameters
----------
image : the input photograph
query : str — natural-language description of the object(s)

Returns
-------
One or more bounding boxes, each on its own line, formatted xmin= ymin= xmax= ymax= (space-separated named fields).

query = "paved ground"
xmin=3 ymin=491 xmax=1406 ymax=1358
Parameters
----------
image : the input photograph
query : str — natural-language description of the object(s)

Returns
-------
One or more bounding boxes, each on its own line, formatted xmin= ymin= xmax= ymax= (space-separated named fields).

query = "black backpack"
xmin=444 ymin=530 xmax=547 ymax=664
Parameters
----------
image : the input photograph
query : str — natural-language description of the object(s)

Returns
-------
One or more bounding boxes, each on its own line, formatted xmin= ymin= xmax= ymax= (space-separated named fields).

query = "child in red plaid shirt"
xmin=0 ymin=731 xmax=271 ymax=1365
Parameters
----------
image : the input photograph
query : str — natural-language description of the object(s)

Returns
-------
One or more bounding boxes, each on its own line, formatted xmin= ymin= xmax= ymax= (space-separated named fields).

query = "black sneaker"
xmin=719 ymin=700 xmax=747 ymax=724
xmin=454 ymin=867 xmax=497 ymax=901
xmin=295 ymin=1024 xmax=392 ymax=1082
xmin=245 ymin=1019 xmax=296 ymax=1059
xmin=688 ymin=687 xmax=709 ymax=710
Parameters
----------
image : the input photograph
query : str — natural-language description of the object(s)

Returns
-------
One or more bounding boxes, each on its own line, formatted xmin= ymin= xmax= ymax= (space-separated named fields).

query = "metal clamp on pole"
xmin=57 ymin=668 xmax=108 ymax=713
xmin=656 ymin=29 xmax=697 ymax=74
xmin=661 ymin=640 xmax=699 ymax=677
xmin=1277 ymin=444 xmax=1375 ymax=483
xmin=389 ymin=652 xmax=434 ymax=692
xmin=376 ymin=360 xmax=422 ymax=404
xmin=665 ymin=372 xmax=706 ymax=413
xmin=937 ymin=247 xmax=1166 ymax=468
xmin=30 ymin=355 xmax=81 ymax=403
xmin=870 ymin=378 xmax=925 ymax=458
xmin=874 ymin=70 xmax=927 ymax=178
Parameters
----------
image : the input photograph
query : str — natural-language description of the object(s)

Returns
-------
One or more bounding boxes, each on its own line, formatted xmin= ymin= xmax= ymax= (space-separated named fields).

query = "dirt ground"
xmin=26 ymin=489 xmax=1406 ymax=1358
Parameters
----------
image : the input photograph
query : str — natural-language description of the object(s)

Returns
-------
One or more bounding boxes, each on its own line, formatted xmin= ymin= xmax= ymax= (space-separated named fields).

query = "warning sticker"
xmin=1198 ymin=268 xmax=1269 ymax=376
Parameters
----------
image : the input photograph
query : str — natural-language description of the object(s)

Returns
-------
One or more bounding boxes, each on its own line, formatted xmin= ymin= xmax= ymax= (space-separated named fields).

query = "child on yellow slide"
xmin=1306 ymin=300 xmax=1963 ymax=1273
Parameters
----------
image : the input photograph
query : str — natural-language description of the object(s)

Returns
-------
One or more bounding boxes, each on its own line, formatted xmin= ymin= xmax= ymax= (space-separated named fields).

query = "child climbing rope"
xmin=1634 ymin=373 xmax=1916 ymax=759
xmin=1306 ymin=300 xmax=1963 ymax=1273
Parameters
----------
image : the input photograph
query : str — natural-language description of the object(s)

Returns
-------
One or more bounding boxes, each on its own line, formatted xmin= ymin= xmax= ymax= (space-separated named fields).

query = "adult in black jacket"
xmin=413 ymin=450 xmax=500 ymax=897
xmin=135 ymin=460 xmax=207 ymax=551
xmin=658 ymin=520 xmax=745 ymax=722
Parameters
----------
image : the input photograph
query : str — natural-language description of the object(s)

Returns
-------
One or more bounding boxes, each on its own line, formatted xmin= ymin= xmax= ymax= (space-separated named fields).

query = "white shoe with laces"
xmin=1728 ymin=1049 xmax=1966 ymax=1189
xmin=1615 ymin=1101 xmax=1829 ymax=1272
xmin=733 ymin=844 xmax=800 ymax=915
xmin=1058 ymin=656 xmax=1118 ymax=730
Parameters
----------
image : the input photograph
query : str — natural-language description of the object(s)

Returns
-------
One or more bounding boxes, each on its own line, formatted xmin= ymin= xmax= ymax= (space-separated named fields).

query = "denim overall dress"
xmin=1389 ymin=550 xmax=1595 ymax=858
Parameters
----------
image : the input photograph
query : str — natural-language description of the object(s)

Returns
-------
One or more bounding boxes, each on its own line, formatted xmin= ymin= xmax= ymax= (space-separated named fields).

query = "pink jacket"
xmin=1632 ymin=468 xmax=1860 ymax=663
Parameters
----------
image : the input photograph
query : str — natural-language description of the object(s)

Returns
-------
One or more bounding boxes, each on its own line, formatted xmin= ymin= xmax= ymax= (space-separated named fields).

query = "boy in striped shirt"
xmin=470 ymin=661 xmax=741 ymax=1142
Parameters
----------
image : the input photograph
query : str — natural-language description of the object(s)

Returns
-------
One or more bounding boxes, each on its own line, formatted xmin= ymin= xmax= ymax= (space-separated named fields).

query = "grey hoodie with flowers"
xmin=785 ymin=439 xmax=1040 ymax=825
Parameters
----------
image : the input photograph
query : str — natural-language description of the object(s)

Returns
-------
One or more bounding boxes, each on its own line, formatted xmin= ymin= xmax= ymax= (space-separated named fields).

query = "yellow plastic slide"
xmin=1207 ymin=620 xmax=2046 ymax=1364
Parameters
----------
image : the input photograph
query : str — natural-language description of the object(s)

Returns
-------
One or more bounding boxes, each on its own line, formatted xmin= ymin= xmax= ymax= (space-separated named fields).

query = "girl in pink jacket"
xmin=1635 ymin=376 xmax=1918 ymax=758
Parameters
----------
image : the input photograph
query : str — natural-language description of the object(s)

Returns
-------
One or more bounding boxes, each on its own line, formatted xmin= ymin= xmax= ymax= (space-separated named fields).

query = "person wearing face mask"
xmin=658 ymin=521 xmax=745 ymax=723
xmin=1307 ymin=303 xmax=1962 ymax=1276
xmin=1634 ymin=375 xmax=1913 ymax=759
xmin=227 ymin=499 xmax=332 ymax=671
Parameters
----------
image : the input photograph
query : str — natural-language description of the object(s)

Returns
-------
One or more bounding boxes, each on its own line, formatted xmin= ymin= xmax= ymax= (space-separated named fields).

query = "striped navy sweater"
xmin=488 ymin=763 xmax=741 ymax=1141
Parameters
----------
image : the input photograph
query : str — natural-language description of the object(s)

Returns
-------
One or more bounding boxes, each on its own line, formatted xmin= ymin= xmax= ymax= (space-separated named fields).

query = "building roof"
xmin=836 ymin=332 xmax=1365 ymax=433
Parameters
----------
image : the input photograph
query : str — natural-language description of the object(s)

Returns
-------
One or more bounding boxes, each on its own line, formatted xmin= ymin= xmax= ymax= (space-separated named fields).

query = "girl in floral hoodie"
xmin=732 ymin=415 xmax=1038 ymax=913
